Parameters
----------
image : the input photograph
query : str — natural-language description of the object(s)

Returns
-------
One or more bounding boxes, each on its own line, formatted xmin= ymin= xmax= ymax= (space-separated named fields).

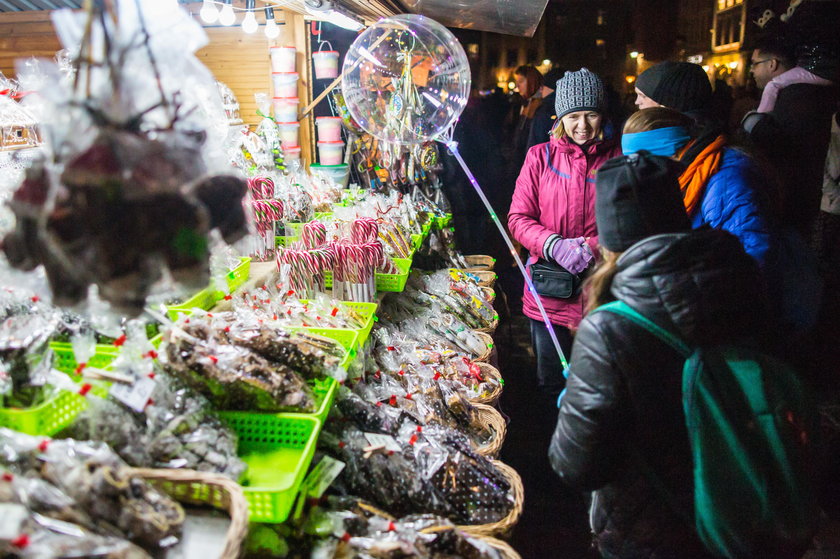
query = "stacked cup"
xmin=316 ymin=116 xmax=344 ymax=166
xmin=270 ymin=46 xmax=300 ymax=160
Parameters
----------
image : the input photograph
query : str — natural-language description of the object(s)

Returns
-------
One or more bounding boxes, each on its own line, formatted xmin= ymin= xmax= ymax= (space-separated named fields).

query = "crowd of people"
xmin=458 ymin=15 xmax=840 ymax=559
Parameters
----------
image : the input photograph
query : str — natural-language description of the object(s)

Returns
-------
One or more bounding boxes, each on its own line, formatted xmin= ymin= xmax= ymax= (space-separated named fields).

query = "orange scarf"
xmin=677 ymin=135 xmax=727 ymax=215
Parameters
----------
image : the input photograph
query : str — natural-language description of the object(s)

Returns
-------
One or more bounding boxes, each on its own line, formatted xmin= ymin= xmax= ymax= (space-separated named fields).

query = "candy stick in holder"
xmin=301 ymin=220 xmax=327 ymax=250
xmin=248 ymin=176 xmax=283 ymax=260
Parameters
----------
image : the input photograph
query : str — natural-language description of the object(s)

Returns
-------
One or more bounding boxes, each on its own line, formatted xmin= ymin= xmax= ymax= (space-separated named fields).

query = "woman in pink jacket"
xmin=508 ymin=68 xmax=622 ymax=395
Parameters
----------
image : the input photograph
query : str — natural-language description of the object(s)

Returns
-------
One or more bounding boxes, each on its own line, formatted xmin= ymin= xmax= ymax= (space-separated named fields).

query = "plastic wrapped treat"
xmin=68 ymin=364 xmax=247 ymax=480
xmin=0 ymin=429 xmax=184 ymax=550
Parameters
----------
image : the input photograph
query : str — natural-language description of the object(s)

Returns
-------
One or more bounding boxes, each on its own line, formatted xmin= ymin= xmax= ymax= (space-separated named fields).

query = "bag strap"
xmin=594 ymin=301 xmax=692 ymax=357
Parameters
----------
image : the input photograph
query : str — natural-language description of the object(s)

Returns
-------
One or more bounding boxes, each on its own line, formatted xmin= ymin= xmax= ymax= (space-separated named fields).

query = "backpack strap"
xmin=594 ymin=301 xmax=692 ymax=358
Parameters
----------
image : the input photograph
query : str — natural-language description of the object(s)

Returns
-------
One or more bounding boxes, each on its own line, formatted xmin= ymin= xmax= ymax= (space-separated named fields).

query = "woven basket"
xmin=464 ymin=254 xmax=496 ymax=272
xmin=472 ymin=271 xmax=497 ymax=287
xmin=457 ymin=460 xmax=524 ymax=538
xmin=475 ymin=315 xmax=499 ymax=334
xmin=473 ymin=331 xmax=494 ymax=363
xmin=130 ymin=468 xmax=248 ymax=559
xmin=474 ymin=534 xmax=523 ymax=559
xmin=479 ymin=286 xmax=496 ymax=304
xmin=468 ymin=362 xmax=503 ymax=407
xmin=417 ymin=525 xmax=522 ymax=559
xmin=472 ymin=402 xmax=507 ymax=458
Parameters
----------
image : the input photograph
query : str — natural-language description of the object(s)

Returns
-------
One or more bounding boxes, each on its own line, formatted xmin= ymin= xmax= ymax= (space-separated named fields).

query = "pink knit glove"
xmin=550 ymin=237 xmax=593 ymax=275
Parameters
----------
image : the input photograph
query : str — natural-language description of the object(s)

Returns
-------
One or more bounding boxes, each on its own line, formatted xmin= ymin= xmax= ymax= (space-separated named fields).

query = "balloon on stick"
xmin=341 ymin=14 xmax=569 ymax=368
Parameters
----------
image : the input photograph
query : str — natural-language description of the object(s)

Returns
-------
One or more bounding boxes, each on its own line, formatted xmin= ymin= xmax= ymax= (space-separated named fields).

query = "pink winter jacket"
xmin=508 ymin=135 xmax=622 ymax=329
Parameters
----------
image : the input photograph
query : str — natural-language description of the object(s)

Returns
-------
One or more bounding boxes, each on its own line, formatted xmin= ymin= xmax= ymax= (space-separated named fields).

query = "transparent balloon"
xmin=341 ymin=14 xmax=471 ymax=145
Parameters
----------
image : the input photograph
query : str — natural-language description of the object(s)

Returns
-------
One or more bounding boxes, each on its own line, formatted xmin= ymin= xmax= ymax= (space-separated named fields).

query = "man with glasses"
xmin=742 ymin=35 xmax=837 ymax=237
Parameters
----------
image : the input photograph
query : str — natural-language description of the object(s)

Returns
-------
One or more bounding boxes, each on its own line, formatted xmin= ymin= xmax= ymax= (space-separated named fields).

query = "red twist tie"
xmin=30 ymin=296 xmax=39 ymax=303
xmin=207 ymin=313 xmax=214 ymax=317
xmin=11 ymin=535 xmax=29 ymax=549
xmin=145 ymin=350 xmax=158 ymax=359
xmin=113 ymin=335 xmax=127 ymax=347
xmin=405 ymin=393 xmax=412 ymax=400
xmin=416 ymin=426 xmax=423 ymax=433
xmin=331 ymin=307 xmax=339 ymax=317
xmin=37 ymin=439 xmax=49 ymax=452
xmin=209 ymin=355 xmax=219 ymax=364
xmin=78 ymin=383 xmax=92 ymax=396
xmin=287 ymin=309 xmax=292 ymax=315
xmin=145 ymin=398 xmax=154 ymax=408
xmin=341 ymin=532 xmax=351 ymax=543
xmin=389 ymin=395 xmax=397 ymax=406
xmin=224 ymin=295 xmax=232 ymax=301
xmin=74 ymin=362 xmax=87 ymax=375
xmin=287 ymin=290 xmax=295 ymax=296
xmin=387 ymin=346 xmax=396 ymax=351
xmin=398 ymin=370 xmax=404 ymax=376
xmin=338 ymin=441 xmax=346 ymax=449
xmin=387 ymin=521 xmax=396 ymax=531
xmin=147 ymin=372 xmax=156 ymax=379
xmin=272 ymin=314 xmax=278 ymax=321
xmin=433 ymin=372 xmax=442 ymax=381
xmin=185 ymin=319 xmax=191 ymax=324
xmin=376 ymin=401 xmax=383 ymax=407
xmin=2 ymin=472 xmax=13 ymax=482
xmin=408 ymin=434 xmax=418 ymax=446
xmin=388 ymin=450 xmax=395 ymax=456
xmin=223 ymin=326 xmax=231 ymax=333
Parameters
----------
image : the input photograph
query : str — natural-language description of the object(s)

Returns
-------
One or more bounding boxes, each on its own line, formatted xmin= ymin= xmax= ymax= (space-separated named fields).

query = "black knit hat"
xmin=595 ymin=151 xmax=691 ymax=252
xmin=635 ymin=61 xmax=712 ymax=114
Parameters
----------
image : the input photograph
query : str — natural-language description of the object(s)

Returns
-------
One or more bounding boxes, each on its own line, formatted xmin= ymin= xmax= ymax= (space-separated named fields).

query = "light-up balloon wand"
xmin=341 ymin=14 xmax=569 ymax=370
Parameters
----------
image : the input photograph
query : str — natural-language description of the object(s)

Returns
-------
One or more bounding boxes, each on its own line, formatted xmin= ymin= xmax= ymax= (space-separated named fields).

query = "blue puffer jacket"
xmin=691 ymin=147 xmax=771 ymax=265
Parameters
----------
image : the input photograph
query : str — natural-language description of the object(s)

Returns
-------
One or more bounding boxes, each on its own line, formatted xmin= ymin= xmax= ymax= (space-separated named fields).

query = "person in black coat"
xmin=741 ymin=35 xmax=839 ymax=237
xmin=548 ymin=152 xmax=782 ymax=559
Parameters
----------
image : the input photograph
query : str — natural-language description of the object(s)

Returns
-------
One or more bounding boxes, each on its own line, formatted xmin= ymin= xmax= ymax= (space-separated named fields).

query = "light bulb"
xmin=199 ymin=0 xmax=219 ymax=23
xmin=219 ymin=1 xmax=236 ymax=26
xmin=242 ymin=10 xmax=258 ymax=33
xmin=264 ymin=7 xmax=280 ymax=39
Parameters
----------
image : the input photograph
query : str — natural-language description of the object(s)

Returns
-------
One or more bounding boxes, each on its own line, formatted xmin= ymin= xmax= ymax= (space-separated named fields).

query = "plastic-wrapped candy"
xmin=322 ymin=403 xmax=513 ymax=525
xmin=311 ymin=501 xmax=505 ymax=559
xmin=0 ymin=312 xmax=57 ymax=408
xmin=2 ymin=2 xmax=249 ymax=316
xmin=0 ymin=506 xmax=152 ymax=559
xmin=0 ymin=429 xmax=184 ymax=550
xmin=159 ymin=311 xmax=346 ymax=412
xmin=232 ymin=287 xmax=368 ymax=331
xmin=68 ymin=366 xmax=247 ymax=480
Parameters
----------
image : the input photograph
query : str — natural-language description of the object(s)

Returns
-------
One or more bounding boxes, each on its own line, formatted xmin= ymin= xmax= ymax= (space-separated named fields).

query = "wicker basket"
xmin=417 ymin=525 xmax=522 ymax=559
xmin=472 ymin=271 xmax=497 ymax=287
xmin=469 ymin=362 xmax=503 ymax=407
xmin=479 ymin=286 xmax=496 ymax=304
xmin=130 ymin=468 xmax=248 ymax=559
xmin=464 ymin=255 xmax=496 ymax=272
xmin=475 ymin=315 xmax=499 ymax=334
xmin=473 ymin=331 xmax=495 ymax=363
xmin=474 ymin=534 xmax=523 ymax=559
xmin=457 ymin=460 xmax=524 ymax=538
xmin=472 ymin=402 xmax=507 ymax=458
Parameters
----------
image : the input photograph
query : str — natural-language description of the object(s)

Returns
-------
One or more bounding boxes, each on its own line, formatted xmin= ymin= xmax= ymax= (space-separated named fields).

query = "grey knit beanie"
xmin=554 ymin=68 xmax=606 ymax=119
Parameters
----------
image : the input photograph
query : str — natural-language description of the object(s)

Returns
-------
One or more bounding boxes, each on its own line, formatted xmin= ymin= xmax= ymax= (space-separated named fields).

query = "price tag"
xmin=110 ymin=377 xmax=156 ymax=412
xmin=0 ymin=503 xmax=28 ymax=540
xmin=363 ymin=432 xmax=401 ymax=453
xmin=304 ymin=456 xmax=345 ymax=499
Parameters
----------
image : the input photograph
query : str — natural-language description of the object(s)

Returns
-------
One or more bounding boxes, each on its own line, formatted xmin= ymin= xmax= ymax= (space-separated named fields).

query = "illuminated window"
xmin=597 ymin=9 xmax=605 ymax=25
xmin=595 ymin=39 xmax=606 ymax=47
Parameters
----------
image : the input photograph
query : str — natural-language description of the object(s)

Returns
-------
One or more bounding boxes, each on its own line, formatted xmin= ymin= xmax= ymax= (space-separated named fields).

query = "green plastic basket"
xmin=0 ymin=389 xmax=88 ymax=436
xmin=291 ymin=327 xmax=359 ymax=369
xmin=276 ymin=235 xmax=300 ymax=248
xmin=49 ymin=342 xmax=120 ymax=375
xmin=165 ymin=287 xmax=219 ymax=321
xmin=433 ymin=213 xmax=453 ymax=229
xmin=307 ymin=377 xmax=338 ymax=423
xmin=224 ymin=257 xmax=251 ymax=294
xmin=296 ymin=301 xmax=376 ymax=347
xmin=218 ymin=412 xmax=321 ymax=523
xmin=323 ymin=258 xmax=411 ymax=293
xmin=411 ymin=233 xmax=423 ymax=251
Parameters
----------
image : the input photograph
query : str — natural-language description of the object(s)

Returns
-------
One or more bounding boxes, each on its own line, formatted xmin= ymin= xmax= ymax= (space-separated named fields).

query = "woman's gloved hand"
xmin=549 ymin=236 xmax=593 ymax=274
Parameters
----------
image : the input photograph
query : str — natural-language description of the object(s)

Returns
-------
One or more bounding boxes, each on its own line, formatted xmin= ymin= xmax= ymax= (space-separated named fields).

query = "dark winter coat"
xmin=744 ymin=82 xmax=839 ymax=235
xmin=549 ymin=229 xmax=768 ymax=559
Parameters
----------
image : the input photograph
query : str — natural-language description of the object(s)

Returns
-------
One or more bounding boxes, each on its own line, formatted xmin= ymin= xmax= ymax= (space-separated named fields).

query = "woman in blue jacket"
xmin=621 ymin=107 xmax=773 ymax=264
xmin=621 ymin=107 xmax=821 ymax=335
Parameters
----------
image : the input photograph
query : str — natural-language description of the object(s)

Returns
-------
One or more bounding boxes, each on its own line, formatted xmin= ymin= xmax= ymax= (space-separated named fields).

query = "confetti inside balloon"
xmin=341 ymin=14 xmax=471 ymax=145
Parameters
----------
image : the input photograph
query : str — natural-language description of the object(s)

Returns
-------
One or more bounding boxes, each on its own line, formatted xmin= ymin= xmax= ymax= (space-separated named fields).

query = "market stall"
xmin=0 ymin=1 xmax=523 ymax=558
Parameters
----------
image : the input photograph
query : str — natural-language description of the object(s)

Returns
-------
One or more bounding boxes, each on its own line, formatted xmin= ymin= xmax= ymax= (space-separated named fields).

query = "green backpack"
xmin=594 ymin=301 xmax=819 ymax=559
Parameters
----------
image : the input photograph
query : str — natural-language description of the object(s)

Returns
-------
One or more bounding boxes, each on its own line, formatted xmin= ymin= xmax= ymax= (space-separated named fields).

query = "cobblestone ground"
xmin=491 ymin=267 xmax=840 ymax=559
